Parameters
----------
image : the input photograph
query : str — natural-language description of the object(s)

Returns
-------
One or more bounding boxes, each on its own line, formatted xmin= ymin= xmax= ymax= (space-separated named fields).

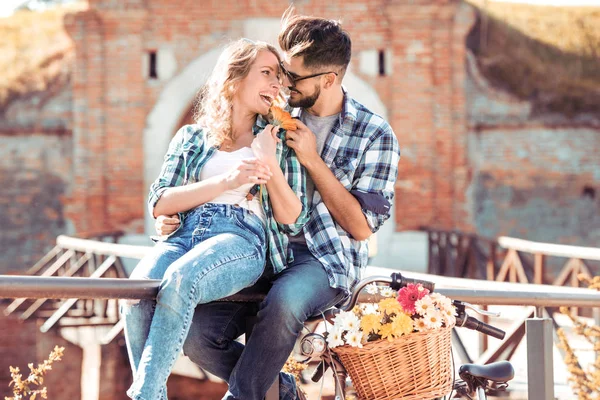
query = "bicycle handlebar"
xmin=389 ymin=272 xmax=435 ymax=293
xmin=456 ymin=313 xmax=505 ymax=340
xmin=310 ymin=272 xmax=506 ymax=339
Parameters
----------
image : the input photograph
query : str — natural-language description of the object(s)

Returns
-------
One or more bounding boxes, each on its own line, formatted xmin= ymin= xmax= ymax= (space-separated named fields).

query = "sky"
xmin=1 ymin=0 xmax=599 ymax=18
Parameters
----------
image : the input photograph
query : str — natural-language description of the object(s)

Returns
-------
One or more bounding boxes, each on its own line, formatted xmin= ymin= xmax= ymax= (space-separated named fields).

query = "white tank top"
xmin=199 ymin=147 xmax=266 ymax=223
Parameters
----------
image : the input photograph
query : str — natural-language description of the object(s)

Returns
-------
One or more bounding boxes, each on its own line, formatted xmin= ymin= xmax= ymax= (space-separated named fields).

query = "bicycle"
xmin=293 ymin=272 xmax=515 ymax=400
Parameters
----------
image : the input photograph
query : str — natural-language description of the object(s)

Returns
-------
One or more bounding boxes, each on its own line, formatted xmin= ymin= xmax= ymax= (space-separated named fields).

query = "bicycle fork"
xmin=298 ymin=329 xmax=350 ymax=399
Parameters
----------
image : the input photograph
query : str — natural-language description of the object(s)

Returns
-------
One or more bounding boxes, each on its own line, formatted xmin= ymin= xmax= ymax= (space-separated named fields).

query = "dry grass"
xmin=0 ymin=2 xmax=86 ymax=113
xmin=557 ymin=275 xmax=600 ymax=399
xmin=5 ymin=345 xmax=65 ymax=400
xmin=466 ymin=0 xmax=600 ymax=116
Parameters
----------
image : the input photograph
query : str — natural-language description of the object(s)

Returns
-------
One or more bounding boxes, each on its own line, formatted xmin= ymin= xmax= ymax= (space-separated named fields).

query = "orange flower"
xmin=270 ymin=106 xmax=297 ymax=131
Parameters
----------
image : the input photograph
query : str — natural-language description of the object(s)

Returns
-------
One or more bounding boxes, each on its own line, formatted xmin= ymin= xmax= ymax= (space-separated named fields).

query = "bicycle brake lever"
xmin=453 ymin=300 xmax=501 ymax=317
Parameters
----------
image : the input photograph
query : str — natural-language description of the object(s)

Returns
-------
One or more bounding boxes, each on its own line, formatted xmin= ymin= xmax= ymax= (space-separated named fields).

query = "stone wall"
xmin=466 ymin=50 xmax=600 ymax=247
xmin=0 ymin=131 xmax=72 ymax=273
xmin=469 ymin=127 xmax=600 ymax=246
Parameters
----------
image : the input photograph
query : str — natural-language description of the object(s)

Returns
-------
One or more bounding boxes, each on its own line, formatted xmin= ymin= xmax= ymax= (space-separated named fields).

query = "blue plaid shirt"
xmin=290 ymin=91 xmax=400 ymax=296
xmin=148 ymin=122 xmax=308 ymax=273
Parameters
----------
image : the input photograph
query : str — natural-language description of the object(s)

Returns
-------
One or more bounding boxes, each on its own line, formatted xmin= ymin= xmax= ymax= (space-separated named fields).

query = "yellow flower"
xmin=378 ymin=298 xmax=403 ymax=316
xmin=378 ymin=323 xmax=396 ymax=341
xmin=360 ymin=314 xmax=382 ymax=334
xmin=391 ymin=313 xmax=414 ymax=336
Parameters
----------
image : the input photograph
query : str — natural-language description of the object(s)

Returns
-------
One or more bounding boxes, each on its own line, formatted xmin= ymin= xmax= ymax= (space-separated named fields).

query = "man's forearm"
xmin=304 ymin=158 xmax=372 ymax=240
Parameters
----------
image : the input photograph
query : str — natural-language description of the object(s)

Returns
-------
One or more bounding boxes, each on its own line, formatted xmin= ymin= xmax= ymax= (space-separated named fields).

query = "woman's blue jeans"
xmin=122 ymin=203 xmax=266 ymax=400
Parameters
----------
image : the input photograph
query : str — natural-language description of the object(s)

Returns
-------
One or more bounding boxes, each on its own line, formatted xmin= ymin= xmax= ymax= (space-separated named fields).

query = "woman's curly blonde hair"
xmin=195 ymin=39 xmax=281 ymax=147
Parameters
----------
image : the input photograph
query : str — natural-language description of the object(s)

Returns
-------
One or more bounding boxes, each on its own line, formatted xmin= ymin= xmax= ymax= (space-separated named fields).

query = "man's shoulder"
xmin=344 ymin=95 xmax=393 ymax=138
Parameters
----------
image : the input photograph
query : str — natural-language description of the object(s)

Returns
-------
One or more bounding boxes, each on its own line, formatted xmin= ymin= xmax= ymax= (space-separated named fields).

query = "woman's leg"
xmin=121 ymin=240 xmax=188 ymax=400
xmin=121 ymin=242 xmax=187 ymax=372
xmin=127 ymin=228 xmax=266 ymax=400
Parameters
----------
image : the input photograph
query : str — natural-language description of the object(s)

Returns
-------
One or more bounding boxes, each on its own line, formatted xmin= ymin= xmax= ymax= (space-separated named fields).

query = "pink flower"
xmin=397 ymin=283 xmax=429 ymax=314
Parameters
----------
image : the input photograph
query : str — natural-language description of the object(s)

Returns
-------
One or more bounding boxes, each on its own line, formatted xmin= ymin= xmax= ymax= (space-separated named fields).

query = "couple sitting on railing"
xmin=121 ymin=6 xmax=400 ymax=400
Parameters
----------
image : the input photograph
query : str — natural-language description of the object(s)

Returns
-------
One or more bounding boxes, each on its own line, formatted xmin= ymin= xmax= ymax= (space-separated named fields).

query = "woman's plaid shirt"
xmin=147 ymin=123 xmax=308 ymax=273
xmin=290 ymin=92 xmax=400 ymax=297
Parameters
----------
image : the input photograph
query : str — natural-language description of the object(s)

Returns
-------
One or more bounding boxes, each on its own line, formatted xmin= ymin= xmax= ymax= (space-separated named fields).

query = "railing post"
xmin=526 ymin=307 xmax=554 ymax=400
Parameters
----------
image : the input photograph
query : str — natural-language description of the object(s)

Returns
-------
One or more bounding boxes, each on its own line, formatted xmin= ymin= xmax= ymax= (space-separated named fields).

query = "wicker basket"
xmin=332 ymin=324 xmax=454 ymax=400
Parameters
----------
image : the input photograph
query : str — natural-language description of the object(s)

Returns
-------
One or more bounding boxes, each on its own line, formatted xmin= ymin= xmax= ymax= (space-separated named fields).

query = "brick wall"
xmin=470 ymin=127 xmax=600 ymax=246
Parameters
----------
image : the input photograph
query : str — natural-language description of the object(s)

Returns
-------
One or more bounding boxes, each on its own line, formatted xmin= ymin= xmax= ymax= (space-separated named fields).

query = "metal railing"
xmin=2 ymin=271 xmax=600 ymax=307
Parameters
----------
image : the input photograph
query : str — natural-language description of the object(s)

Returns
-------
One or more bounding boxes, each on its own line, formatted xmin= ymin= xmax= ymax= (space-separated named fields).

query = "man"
xmin=158 ymin=7 xmax=400 ymax=400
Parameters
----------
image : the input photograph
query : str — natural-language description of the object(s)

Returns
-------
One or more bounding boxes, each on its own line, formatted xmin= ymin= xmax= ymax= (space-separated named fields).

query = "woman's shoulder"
xmin=173 ymin=124 xmax=211 ymax=146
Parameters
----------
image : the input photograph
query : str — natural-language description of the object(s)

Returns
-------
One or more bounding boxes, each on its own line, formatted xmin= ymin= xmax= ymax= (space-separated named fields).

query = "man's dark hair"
xmin=278 ymin=6 xmax=351 ymax=75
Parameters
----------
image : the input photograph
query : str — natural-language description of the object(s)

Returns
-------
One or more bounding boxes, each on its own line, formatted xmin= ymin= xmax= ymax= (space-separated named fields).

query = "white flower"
xmin=326 ymin=328 xmax=345 ymax=348
xmin=341 ymin=313 xmax=361 ymax=332
xmin=380 ymin=287 xmax=395 ymax=298
xmin=360 ymin=303 xmax=379 ymax=315
xmin=442 ymin=308 xmax=456 ymax=326
xmin=335 ymin=310 xmax=358 ymax=326
xmin=429 ymin=292 xmax=443 ymax=301
xmin=431 ymin=293 xmax=452 ymax=309
xmin=424 ymin=310 xmax=444 ymax=329
xmin=346 ymin=330 xmax=364 ymax=348
xmin=366 ymin=283 xmax=379 ymax=295
xmin=415 ymin=296 xmax=434 ymax=316
xmin=414 ymin=318 xmax=428 ymax=332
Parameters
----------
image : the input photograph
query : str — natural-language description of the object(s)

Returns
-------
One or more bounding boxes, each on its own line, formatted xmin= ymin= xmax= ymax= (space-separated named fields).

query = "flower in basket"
xmin=326 ymin=284 xmax=456 ymax=348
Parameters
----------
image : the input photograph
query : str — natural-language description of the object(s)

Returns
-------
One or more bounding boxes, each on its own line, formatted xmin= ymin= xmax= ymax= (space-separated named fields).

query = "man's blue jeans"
xmin=182 ymin=242 xmax=345 ymax=400
xmin=122 ymin=204 xmax=266 ymax=400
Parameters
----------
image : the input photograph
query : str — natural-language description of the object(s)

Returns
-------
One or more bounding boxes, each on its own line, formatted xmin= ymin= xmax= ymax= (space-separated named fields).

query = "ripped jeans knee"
xmin=120 ymin=298 xmax=154 ymax=317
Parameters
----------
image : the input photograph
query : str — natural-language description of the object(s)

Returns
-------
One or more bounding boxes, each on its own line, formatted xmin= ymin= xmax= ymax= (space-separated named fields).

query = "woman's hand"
xmin=251 ymin=124 xmax=281 ymax=167
xmin=155 ymin=214 xmax=181 ymax=235
xmin=224 ymin=158 xmax=272 ymax=190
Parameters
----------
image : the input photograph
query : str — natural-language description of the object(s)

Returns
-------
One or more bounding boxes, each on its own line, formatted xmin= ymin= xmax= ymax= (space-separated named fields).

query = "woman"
xmin=122 ymin=39 xmax=307 ymax=400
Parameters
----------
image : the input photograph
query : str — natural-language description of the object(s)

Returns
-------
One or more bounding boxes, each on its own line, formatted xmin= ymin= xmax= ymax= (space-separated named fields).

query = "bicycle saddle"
xmin=459 ymin=361 xmax=514 ymax=383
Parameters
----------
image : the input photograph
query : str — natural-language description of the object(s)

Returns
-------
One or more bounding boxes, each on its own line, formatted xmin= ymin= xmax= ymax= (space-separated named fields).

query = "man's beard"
xmin=288 ymin=84 xmax=320 ymax=109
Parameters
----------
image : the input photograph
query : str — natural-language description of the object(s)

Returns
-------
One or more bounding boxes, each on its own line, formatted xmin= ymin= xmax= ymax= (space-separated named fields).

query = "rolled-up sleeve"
xmin=277 ymin=147 xmax=309 ymax=235
xmin=352 ymin=126 xmax=400 ymax=233
xmin=147 ymin=126 xmax=188 ymax=217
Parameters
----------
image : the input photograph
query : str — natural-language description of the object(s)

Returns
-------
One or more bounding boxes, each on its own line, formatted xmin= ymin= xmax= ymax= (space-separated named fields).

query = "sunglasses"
xmin=279 ymin=62 xmax=338 ymax=86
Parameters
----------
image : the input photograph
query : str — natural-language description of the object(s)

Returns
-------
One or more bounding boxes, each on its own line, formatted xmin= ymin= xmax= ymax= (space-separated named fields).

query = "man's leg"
xmin=183 ymin=301 xmax=256 ymax=381
xmin=224 ymin=244 xmax=345 ymax=400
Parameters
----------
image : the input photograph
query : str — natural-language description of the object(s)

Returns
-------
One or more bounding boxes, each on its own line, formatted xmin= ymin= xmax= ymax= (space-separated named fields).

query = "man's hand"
xmin=155 ymin=214 xmax=181 ymax=236
xmin=285 ymin=119 xmax=320 ymax=167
